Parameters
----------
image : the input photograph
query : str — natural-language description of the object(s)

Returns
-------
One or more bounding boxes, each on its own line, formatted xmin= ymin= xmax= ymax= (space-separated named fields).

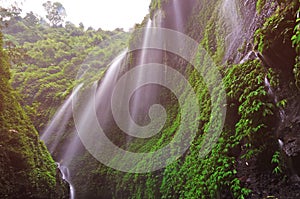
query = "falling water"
xmin=221 ymin=0 xmax=243 ymax=61
xmin=94 ymin=49 xmax=127 ymax=111
xmin=41 ymin=84 xmax=83 ymax=153
xmin=73 ymin=49 xmax=128 ymax=149
xmin=237 ymin=47 xmax=286 ymax=123
xmin=264 ymin=76 xmax=274 ymax=96
xmin=244 ymin=0 xmax=251 ymax=6
xmin=57 ymin=163 xmax=75 ymax=199
xmin=222 ymin=0 xmax=240 ymax=27
xmin=239 ymin=48 xmax=287 ymax=150
xmin=139 ymin=19 xmax=152 ymax=63
xmin=124 ymin=14 xmax=165 ymax=146
xmin=152 ymin=9 xmax=163 ymax=28
xmin=264 ymin=76 xmax=286 ymax=122
xmin=239 ymin=51 xmax=255 ymax=64
xmin=127 ymin=19 xmax=152 ymax=139
xmin=172 ymin=0 xmax=184 ymax=31
xmin=42 ymin=0 xmax=196 ymax=194
xmin=41 ymin=51 xmax=128 ymax=198
xmin=42 ymin=85 xmax=83 ymax=199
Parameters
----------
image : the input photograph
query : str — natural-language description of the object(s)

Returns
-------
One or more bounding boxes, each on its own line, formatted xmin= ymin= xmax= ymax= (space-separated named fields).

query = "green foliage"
xmin=276 ymin=99 xmax=287 ymax=108
xmin=256 ymin=0 xmax=266 ymax=15
xmin=271 ymin=151 xmax=282 ymax=174
xmin=0 ymin=30 xmax=68 ymax=198
xmin=149 ymin=0 xmax=162 ymax=18
xmin=292 ymin=3 xmax=300 ymax=89
xmin=0 ymin=5 xmax=21 ymax=28
xmin=2 ymin=5 xmax=129 ymax=198
xmin=200 ymin=0 xmax=227 ymax=64
xmin=42 ymin=1 xmax=66 ymax=27
xmin=254 ymin=2 xmax=296 ymax=53
xmin=291 ymin=8 xmax=300 ymax=52
xmin=225 ymin=60 xmax=275 ymax=147
xmin=3 ymin=13 xmax=129 ymax=131
xmin=61 ymin=1 xmax=282 ymax=198
xmin=2 ymin=0 xmax=297 ymax=198
xmin=254 ymin=0 xmax=300 ymax=95
xmin=110 ymin=38 xmax=256 ymax=198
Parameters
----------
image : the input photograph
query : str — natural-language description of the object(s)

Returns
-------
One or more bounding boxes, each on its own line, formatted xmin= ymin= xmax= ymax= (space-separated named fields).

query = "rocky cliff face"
xmin=57 ymin=1 xmax=299 ymax=198
xmin=131 ymin=0 xmax=299 ymax=198
xmin=2 ymin=0 xmax=299 ymax=198
xmin=0 ymin=33 xmax=69 ymax=199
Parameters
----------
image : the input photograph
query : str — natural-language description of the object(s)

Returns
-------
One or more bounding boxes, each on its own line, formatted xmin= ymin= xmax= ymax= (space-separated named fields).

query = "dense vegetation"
xmin=1 ymin=0 xmax=300 ymax=198
xmin=0 ymin=7 xmax=69 ymax=198
xmin=2 ymin=5 xmax=129 ymax=131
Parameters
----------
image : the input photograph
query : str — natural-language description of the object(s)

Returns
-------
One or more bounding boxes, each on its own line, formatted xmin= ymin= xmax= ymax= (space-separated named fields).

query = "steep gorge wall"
xmin=62 ymin=0 xmax=300 ymax=198
xmin=0 ymin=33 xmax=69 ymax=198
xmin=105 ymin=0 xmax=300 ymax=198
xmin=2 ymin=0 xmax=298 ymax=198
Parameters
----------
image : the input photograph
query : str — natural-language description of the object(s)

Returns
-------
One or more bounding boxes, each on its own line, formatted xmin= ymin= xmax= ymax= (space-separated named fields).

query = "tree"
xmin=0 ymin=5 xmax=21 ymax=28
xmin=79 ymin=22 xmax=84 ymax=30
xmin=42 ymin=1 xmax=66 ymax=27
xmin=24 ymin=11 xmax=39 ymax=26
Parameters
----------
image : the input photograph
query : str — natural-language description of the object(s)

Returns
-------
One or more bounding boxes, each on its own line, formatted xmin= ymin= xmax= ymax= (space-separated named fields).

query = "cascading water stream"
xmin=41 ymin=84 xmax=83 ymax=153
xmin=41 ymin=85 xmax=83 ymax=199
xmin=264 ymin=76 xmax=286 ymax=122
xmin=239 ymin=51 xmax=255 ymax=64
xmin=42 ymin=0 xmax=206 ymax=193
xmin=41 ymin=52 xmax=127 ymax=199
xmin=239 ymin=47 xmax=287 ymax=152
xmin=124 ymin=13 xmax=164 ymax=146
xmin=56 ymin=163 xmax=75 ymax=199
xmin=239 ymin=50 xmax=286 ymax=123
xmin=126 ymin=19 xmax=152 ymax=146
xmin=221 ymin=0 xmax=243 ymax=61
xmin=263 ymin=71 xmax=286 ymax=168
xmin=172 ymin=0 xmax=184 ymax=31
xmin=237 ymin=38 xmax=287 ymax=123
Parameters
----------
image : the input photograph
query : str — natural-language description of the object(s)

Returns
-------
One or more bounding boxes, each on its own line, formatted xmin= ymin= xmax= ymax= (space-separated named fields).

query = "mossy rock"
xmin=0 ymin=32 xmax=69 ymax=199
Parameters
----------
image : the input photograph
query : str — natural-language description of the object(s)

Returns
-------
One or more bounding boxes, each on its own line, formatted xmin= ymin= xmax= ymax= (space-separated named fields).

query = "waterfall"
xmin=221 ymin=0 xmax=243 ymax=61
xmin=41 ymin=0 xmax=218 ymax=191
xmin=172 ymin=0 xmax=184 ymax=31
xmin=56 ymin=163 xmax=75 ymax=199
xmin=124 ymin=13 xmax=164 ymax=147
xmin=238 ymin=48 xmax=286 ymax=123
xmin=239 ymin=51 xmax=255 ymax=64
xmin=41 ymin=85 xmax=83 ymax=199
xmin=240 ymin=48 xmax=287 ymax=153
xmin=125 ymin=19 xmax=152 ymax=146
xmin=41 ymin=48 xmax=129 ymax=197
xmin=41 ymin=84 xmax=83 ymax=153
xmin=264 ymin=76 xmax=286 ymax=122
xmin=220 ymin=0 xmax=258 ymax=64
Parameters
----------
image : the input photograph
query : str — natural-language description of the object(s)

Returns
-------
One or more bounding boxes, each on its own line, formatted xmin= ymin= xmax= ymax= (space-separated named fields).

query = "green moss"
xmin=224 ymin=60 xmax=275 ymax=145
xmin=2 ymin=0 xmax=297 ymax=198
xmin=0 ymin=32 xmax=68 ymax=198
xmin=149 ymin=0 xmax=162 ymax=18
xmin=79 ymin=1 xmax=278 ymax=198
xmin=256 ymin=0 xmax=267 ymax=15
xmin=198 ymin=0 xmax=227 ymax=64
xmin=254 ymin=2 xmax=297 ymax=53
xmin=292 ymin=4 xmax=300 ymax=88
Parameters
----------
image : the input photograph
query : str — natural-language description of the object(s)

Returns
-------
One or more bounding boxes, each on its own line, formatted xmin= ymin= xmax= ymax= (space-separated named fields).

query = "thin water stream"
xmin=264 ymin=76 xmax=286 ymax=122
xmin=57 ymin=163 xmax=75 ymax=199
